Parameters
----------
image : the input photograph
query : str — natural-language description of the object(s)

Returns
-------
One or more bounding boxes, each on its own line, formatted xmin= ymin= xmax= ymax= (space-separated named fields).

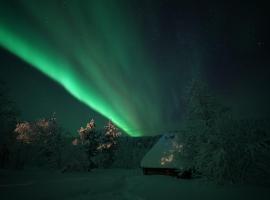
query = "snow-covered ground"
xmin=0 ymin=168 xmax=269 ymax=200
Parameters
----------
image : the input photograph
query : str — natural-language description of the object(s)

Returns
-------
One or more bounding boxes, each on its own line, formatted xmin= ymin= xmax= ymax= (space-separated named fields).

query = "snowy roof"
xmin=141 ymin=134 xmax=187 ymax=169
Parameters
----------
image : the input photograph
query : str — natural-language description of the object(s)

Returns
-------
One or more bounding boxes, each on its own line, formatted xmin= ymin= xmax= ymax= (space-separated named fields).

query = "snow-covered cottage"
xmin=141 ymin=134 xmax=190 ymax=177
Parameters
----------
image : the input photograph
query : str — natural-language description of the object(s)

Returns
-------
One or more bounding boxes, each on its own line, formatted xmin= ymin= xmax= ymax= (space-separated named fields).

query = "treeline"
xmin=178 ymin=77 xmax=270 ymax=185
xmin=0 ymin=81 xmax=157 ymax=171
xmin=1 ymin=115 xmax=157 ymax=171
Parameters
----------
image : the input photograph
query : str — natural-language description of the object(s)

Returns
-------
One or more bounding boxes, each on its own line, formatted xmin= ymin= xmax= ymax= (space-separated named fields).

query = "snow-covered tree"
xmin=0 ymin=81 xmax=20 ymax=168
xmin=73 ymin=119 xmax=100 ymax=170
xmin=15 ymin=122 xmax=33 ymax=144
xmin=77 ymin=119 xmax=96 ymax=144
xmin=97 ymin=121 xmax=121 ymax=168
xmin=0 ymin=81 xmax=19 ymax=144
xmin=35 ymin=114 xmax=63 ymax=168
xmin=180 ymin=76 xmax=234 ymax=181
xmin=180 ymin=76 xmax=270 ymax=184
xmin=181 ymin=76 xmax=224 ymax=159
xmin=14 ymin=114 xmax=63 ymax=169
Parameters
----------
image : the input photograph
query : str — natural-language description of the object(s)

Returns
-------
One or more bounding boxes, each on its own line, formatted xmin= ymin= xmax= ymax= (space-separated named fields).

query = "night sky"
xmin=0 ymin=0 xmax=269 ymax=136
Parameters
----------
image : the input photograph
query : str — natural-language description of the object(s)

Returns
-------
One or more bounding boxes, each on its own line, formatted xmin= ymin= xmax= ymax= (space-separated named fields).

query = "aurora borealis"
xmin=0 ymin=0 xmax=162 ymax=136
xmin=0 ymin=0 xmax=269 ymax=136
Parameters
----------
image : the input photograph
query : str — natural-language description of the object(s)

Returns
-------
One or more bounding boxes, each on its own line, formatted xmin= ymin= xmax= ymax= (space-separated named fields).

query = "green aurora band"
xmin=0 ymin=0 xmax=165 ymax=136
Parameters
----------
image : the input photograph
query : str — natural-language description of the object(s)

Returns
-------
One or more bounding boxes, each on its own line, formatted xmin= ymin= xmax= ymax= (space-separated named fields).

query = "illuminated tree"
xmin=98 ymin=120 xmax=121 ymax=168
xmin=77 ymin=119 xmax=96 ymax=144
xmin=35 ymin=114 xmax=63 ymax=168
xmin=74 ymin=119 xmax=99 ymax=170
xmin=14 ymin=114 xmax=63 ymax=169
xmin=15 ymin=122 xmax=33 ymax=144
